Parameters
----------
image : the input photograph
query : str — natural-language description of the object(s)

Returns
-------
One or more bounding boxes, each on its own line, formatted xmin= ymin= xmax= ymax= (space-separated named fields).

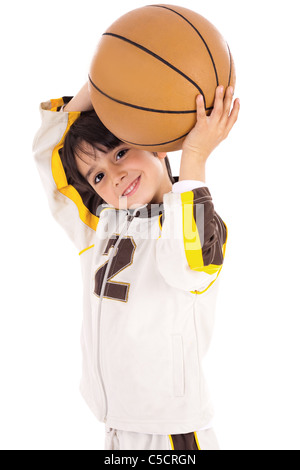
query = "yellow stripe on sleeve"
xmin=190 ymin=220 xmax=228 ymax=295
xmin=181 ymin=191 xmax=225 ymax=276
xmin=50 ymin=98 xmax=65 ymax=112
xmin=51 ymin=107 xmax=99 ymax=232
xmin=181 ymin=190 xmax=204 ymax=268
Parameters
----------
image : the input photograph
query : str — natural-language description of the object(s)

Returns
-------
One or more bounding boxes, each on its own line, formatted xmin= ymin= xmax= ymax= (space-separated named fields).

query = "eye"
xmin=94 ymin=173 xmax=104 ymax=184
xmin=116 ymin=149 xmax=128 ymax=160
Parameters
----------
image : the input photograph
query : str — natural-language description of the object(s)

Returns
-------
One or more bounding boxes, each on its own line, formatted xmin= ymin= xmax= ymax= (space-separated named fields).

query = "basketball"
xmin=89 ymin=4 xmax=236 ymax=153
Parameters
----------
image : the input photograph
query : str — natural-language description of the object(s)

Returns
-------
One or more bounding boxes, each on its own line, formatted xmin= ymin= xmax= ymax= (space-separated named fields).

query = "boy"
xmin=33 ymin=83 xmax=239 ymax=450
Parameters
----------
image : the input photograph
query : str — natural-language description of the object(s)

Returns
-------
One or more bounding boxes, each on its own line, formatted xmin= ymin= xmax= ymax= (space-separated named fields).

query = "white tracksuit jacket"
xmin=32 ymin=97 xmax=228 ymax=434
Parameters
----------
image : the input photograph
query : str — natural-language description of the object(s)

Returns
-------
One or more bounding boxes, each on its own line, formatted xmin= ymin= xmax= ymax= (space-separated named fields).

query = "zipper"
xmin=96 ymin=209 xmax=140 ymax=422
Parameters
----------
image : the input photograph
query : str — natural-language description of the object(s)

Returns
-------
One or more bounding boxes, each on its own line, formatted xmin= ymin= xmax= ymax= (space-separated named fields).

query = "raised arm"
xmin=32 ymin=84 xmax=98 ymax=252
xmin=63 ymin=82 xmax=93 ymax=112
xmin=179 ymin=86 xmax=240 ymax=182
xmin=155 ymin=87 xmax=240 ymax=293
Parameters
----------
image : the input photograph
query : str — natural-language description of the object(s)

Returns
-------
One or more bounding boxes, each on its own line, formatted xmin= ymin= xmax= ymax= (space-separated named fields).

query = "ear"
xmin=156 ymin=152 xmax=168 ymax=160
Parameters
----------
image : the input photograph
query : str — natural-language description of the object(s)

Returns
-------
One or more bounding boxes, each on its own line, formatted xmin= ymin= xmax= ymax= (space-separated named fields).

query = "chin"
xmin=129 ymin=202 xmax=146 ymax=209
xmin=118 ymin=198 xmax=144 ymax=210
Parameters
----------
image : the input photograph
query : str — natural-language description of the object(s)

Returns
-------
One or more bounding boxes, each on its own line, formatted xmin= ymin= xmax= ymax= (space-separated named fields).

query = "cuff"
xmin=172 ymin=180 xmax=207 ymax=194
xmin=41 ymin=97 xmax=73 ymax=112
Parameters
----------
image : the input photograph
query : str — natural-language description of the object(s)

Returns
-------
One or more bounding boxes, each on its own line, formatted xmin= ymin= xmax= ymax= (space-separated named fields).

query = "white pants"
xmin=105 ymin=426 xmax=220 ymax=450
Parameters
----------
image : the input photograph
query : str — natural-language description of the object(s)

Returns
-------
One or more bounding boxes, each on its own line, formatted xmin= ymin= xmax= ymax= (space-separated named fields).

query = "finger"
xmin=224 ymin=98 xmax=240 ymax=135
xmin=195 ymin=94 xmax=206 ymax=123
xmin=220 ymin=86 xmax=234 ymax=124
xmin=210 ymin=85 xmax=224 ymax=120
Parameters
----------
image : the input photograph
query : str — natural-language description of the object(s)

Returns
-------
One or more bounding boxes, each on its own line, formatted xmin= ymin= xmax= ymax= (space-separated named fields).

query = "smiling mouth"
xmin=122 ymin=176 xmax=141 ymax=197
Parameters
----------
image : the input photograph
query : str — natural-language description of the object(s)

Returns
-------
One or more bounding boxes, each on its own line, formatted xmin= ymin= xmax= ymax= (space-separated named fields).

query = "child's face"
xmin=75 ymin=141 xmax=172 ymax=209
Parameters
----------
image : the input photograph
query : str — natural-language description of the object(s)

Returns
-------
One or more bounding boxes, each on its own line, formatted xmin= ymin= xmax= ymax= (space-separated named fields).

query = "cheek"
xmin=132 ymin=155 xmax=160 ymax=175
xmin=96 ymin=185 xmax=109 ymax=199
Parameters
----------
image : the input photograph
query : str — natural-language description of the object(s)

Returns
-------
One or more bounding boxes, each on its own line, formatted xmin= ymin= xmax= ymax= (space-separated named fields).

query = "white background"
xmin=1 ymin=0 xmax=300 ymax=450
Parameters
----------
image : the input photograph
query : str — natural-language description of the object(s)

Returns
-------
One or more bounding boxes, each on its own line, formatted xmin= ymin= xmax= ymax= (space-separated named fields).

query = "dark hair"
xmin=60 ymin=110 xmax=175 ymax=216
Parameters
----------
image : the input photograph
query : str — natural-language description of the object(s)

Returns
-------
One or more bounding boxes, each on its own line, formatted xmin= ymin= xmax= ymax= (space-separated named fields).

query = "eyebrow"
xmin=85 ymin=166 xmax=97 ymax=182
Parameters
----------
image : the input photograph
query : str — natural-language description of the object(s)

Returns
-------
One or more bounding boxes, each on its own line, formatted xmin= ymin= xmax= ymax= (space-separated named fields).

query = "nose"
xmin=109 ymin=164 xmax=127 ymax=186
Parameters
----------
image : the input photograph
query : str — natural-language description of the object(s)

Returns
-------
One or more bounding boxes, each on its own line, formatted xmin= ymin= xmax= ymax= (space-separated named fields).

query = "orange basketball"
xmin=89 ymin=4 xmax=236 ymax=152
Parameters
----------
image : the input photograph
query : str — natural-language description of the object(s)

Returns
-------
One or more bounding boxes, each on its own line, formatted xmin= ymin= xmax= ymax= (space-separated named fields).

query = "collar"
xmin=97 ymin=202 xmax=164 ymax=218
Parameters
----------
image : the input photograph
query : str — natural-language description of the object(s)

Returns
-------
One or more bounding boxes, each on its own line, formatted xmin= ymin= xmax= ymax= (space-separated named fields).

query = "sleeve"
xmin=156 ymin=186 xmax=228 ymax=293
xmin=172 ymin=180 xmax=206 ymax=193
xmin=32 ymin=98 xmax=98 ymax=252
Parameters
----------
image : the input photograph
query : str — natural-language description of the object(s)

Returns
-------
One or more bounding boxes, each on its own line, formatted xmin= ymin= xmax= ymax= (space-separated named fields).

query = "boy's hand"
xmin=182 ymin=85 xmax=240 ymax=161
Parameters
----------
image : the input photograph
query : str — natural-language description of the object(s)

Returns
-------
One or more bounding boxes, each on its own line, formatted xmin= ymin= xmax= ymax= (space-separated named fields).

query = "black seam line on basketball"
xmin=147 ymin=4 xmax=219 ymax=87
xmin=227 ymin=43 xmax=232 ymax=86
xmin=102 ymin=32 xmax=207 ymax=109
xmin=120 ymin=132 xmax=190 ymax=147
xmin=89 ymin=75 xmax=201 ymax=114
